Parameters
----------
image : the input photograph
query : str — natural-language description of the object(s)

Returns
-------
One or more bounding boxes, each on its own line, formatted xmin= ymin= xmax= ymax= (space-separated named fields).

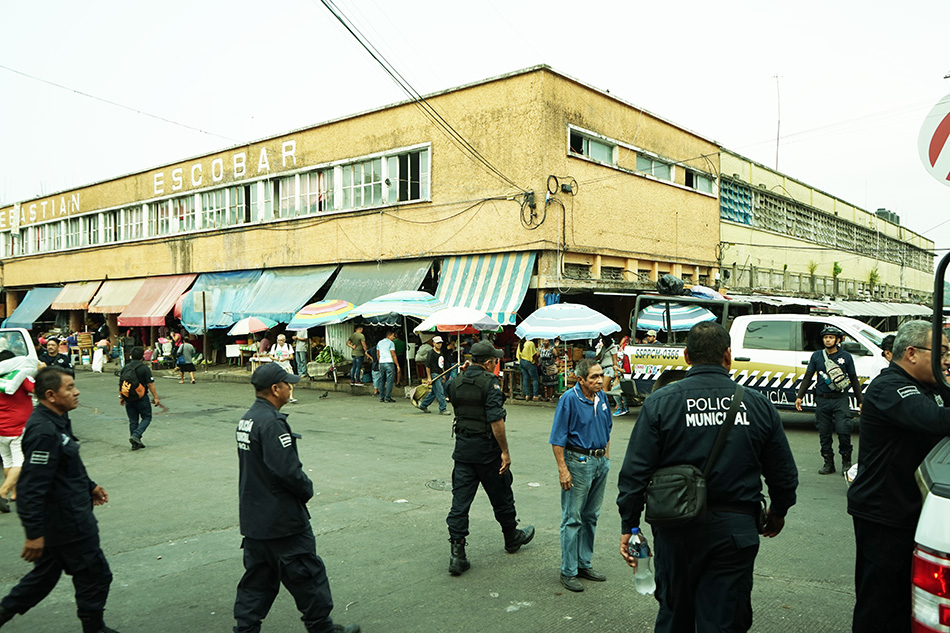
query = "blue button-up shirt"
xmin=549 ymin=383 xmax=613 ymax=449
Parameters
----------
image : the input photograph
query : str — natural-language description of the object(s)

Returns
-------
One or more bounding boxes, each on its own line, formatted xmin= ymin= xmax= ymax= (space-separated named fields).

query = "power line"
xmin=317 ymin=0 xmax=526 ymax=193
xmin=0 ymin=63 xmax=237 ymax=143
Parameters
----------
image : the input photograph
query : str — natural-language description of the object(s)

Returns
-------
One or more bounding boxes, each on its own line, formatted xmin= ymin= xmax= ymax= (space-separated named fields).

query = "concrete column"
xmin=591 ymin=254 xmax=602 ymax=279
xmin=624 ymin=258 xmax=639 ymax=282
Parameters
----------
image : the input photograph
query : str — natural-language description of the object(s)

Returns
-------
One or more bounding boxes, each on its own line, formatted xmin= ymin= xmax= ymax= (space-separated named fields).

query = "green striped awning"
xmin=435 ymin=252 xmax=536 ymax=325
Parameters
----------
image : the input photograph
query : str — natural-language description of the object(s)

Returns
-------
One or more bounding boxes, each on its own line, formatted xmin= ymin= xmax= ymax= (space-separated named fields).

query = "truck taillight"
xmin=913 ymin=547 xmax=950 ymax=632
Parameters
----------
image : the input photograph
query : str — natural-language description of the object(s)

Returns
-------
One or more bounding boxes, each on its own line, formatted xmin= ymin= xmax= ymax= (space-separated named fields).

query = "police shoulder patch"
xmin=897 ymin=385 xmax=920 ymax=399
xmin=278 ymin=433 xmax=293 ymax=448
xmin=29 ymin=451 xmax=50 ymax=465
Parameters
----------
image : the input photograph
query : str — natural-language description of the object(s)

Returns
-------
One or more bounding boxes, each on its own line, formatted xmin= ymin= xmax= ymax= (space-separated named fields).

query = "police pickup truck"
xmin=625 ymin=294 xmax=888 ymax=412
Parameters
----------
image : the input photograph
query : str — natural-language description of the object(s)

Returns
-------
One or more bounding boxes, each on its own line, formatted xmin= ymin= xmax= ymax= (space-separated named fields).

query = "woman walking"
xmin=516 ymin=337 xmax=540 ymax=401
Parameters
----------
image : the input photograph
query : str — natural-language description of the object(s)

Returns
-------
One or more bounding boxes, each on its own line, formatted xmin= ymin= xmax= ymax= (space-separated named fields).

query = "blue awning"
xmin=323 ymin=259 xmax=432 ymax=307
xmin=231 ymin=266 xmax=337 ymax=323
xmin=435 ymin=252 xmax=536 ymax=325
xmin=3 ymin=287 xmax=62 ymax=330
xmin=180 ymin=270 xmax=262 ymax=334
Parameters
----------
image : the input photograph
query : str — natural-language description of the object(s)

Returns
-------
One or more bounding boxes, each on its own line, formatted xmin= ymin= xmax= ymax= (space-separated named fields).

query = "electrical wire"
xmin=318 ymin=0 xmax=526 ymax=194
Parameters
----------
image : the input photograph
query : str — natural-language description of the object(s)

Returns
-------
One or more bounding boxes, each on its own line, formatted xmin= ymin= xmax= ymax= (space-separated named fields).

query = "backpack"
xmin=822 ymin=350 xmax=851 ymax=392
xmin=119 ymin=361 xmax=147 ymax=400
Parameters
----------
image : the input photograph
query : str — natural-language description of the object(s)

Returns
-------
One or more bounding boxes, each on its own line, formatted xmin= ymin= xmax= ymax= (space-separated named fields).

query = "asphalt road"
xmin=0 ymin=370 xmax=858 ymax=632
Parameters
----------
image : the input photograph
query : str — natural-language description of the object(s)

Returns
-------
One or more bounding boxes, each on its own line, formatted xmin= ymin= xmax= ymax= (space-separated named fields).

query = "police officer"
xmin=795 ymin=325 xmax=863 ymax=475
xmin=0 ymin=367 xmax=118 ymax=633
xmin=445 ymin=340 xmax=535 ymax=575
xmin=233 ymin=364 xmax=359 ymax=633
xmin=848 ymin=320 xmax=950 ymax=633
xmin=617 ymin=322 xmax=798 ymax=633
xmin=38 ymin=338 xmax=72 ymax=370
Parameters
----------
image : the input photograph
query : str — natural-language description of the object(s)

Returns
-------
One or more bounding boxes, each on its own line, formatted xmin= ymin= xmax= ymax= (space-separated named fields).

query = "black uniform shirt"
xmin=447 ymin=365 xmax=506 ymax=464
xmin=847 ymin=363 xmax=950 ymax=529
xmin=17 ymin=404 xmax=99 ymax=545
xmin=38 ymin=351 xmax=72 ymax=370
xmin=617 ymin=364 xmax=798 ymax=533
xmin=236 ymin=397 xmax=313 ymax=540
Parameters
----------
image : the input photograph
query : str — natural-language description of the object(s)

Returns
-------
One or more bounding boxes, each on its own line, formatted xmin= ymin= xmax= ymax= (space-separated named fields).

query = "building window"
xmin=122 ymin=207 xmax=143 ymax=240
xmin=148 ymin=201 xmax=172 ymax=236
xmin=637 ymin=154 xmax=672 ymax=181
xmin=172 ymin=196 xmax=195 ymax=232
xmin=388 ymin=148 xmax=429 ymax=203
xmin=84 ymin=214 xmax=100 ymax=246
xmin=228 ymin=186 xmax=250 ymax=225
xmin=278 ymin=176 xmax=297 ymax=218
xmin=32 ymin=224 xmax=48 ymax=253
xmin=66 ymin=218 xmax=81 ymax=249
xmin=202 ymin=190 xmax=227 ymax=229
xmin=570 ymin=130 xmax=615 ymax=164
xmin=342 ymin=158 xmax=383 ymax=210
xmin=103 ymin=211 xmax=118 ymax=243
xmin=300 ymin=170 xmax=334 ymax=214
xmin=685 ymin=169 xmax=714 ymax=193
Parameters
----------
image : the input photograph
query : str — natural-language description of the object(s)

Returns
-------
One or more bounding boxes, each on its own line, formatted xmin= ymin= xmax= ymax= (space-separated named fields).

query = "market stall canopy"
xmin=230 ymin=265 xmax=337 ymax=322
xmin=286 ymin=300 xmax=355 ymax=330
xmin=413 ymin=306 xmax=501 ymax=334
xmin=2 ymin=287 xmax=62 ymax=330
xmin=435 ymin=252 xmax=536 ymax=325
xmin=51 ymin=281 xmax=102 ymax=311
xmin=180 ymin=270 xmax=263 ymax=334
xmin=88 ymin=278 xmax=146 ymax=314
xmin=117 ymin=274 xmax=197 ymax=327
xmin=515 ymin=303 xmax=621 ymax=341
xmin=635 ymin=303 xmax=716 ymax=332
xmin=324 ymin=259 xmax=432 ymax=307
xmin=353 ymin=290 xmax=444 ymax=320
xmin=826 ymin=300 xmax=932 ymax=318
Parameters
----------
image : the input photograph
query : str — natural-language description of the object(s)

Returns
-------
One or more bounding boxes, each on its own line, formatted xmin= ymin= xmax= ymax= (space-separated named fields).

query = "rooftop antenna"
xmin=773 ymin=74 xmax=782 ymax=170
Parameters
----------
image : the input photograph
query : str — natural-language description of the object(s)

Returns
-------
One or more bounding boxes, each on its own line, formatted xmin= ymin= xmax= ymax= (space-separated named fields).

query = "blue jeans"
xmin=350 ymin=356 xmax=364 ymax=383
xmin=420 ymin=377 xmax=447 ymax=411
xmin=379 ymin=363 xmax=396 ymax=401
xmin=560 ymin=451 xmax=610 ymax=577
xmin=520 ymin=359 xmax=539 ymax=398
xmin=295 ymin=351 xmax=308 ymax=376
xmin=125 ymin=397 xmax=152 ymax=439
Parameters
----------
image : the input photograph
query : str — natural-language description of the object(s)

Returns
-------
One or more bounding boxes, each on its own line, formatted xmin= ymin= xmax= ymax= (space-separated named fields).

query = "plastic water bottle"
xmin=629 ymin=527 xmax=656 ymax=595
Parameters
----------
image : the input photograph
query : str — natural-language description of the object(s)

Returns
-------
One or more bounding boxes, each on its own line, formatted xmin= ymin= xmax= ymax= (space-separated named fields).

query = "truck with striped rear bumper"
xmin=626 ymin=294 xmax=889 ymax=412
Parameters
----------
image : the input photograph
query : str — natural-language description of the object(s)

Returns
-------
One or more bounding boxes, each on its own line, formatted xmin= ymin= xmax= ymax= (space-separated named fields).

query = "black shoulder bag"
xmin=644 ymin=384 xmax=745 ymax=527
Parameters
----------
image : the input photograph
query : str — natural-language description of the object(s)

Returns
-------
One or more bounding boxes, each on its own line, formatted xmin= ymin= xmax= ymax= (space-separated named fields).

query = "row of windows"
xmin=568 ymin=129 xmax=714 ymax=194
xmin=1 ymin=148 xmax=430 ymax=259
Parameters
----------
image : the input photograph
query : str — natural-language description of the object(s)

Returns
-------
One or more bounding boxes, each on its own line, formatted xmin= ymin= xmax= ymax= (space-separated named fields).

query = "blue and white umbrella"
xmin=352 ymin=290 xmax=444 ymax=320
xmin=635 ymin=303 xmax=716 ymax=332
xmin=514 ymin=303 xmax=620 ymax=341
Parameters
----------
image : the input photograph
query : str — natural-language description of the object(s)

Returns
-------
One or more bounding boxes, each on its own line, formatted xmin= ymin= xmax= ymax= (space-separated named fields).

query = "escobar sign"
xmin=919 ymin=93 xmax=950 ymax=188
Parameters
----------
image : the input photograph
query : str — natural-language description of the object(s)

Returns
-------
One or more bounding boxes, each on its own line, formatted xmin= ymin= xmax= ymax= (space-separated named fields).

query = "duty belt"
xmin=566 ymin=445 xmax=606 ymax=458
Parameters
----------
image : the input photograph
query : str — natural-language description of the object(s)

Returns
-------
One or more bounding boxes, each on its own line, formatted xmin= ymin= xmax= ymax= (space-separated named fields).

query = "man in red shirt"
xmin=0 ymin=350 xmax=37 ymax=512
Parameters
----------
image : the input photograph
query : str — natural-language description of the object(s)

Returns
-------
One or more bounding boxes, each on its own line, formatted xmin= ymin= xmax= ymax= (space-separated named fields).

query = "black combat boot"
xmin=449 ymin=538 xmax=471 ymax=576
xmin=0 ymin=605 xmax=13 ymax=628
xmin=818 ymin=454 xmax=835 ymax=475
xmin=841 ymin=453 xmax=852 ymax=475
xmin=503 ymin=524 xmax=536 ymax=553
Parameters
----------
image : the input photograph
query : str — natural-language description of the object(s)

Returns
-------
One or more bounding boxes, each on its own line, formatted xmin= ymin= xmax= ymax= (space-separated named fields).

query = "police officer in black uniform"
xmin=233 ymin=363 xmax=358 ymax=633
xmin=38 ymin=338 xmax=72 ymax=370
xmin=617 ymin=322 xmax=798 ymax=633
xmin=0 ymin=367 xmax=118 ymax=633
xmin=445 ymin=340 xmax=535 ymax=575
xmin=848 ymin=320 xmax=950 ymax=633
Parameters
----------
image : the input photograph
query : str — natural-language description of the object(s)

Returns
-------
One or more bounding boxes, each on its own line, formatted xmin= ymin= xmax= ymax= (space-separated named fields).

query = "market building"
xmin=0 ymin=65 xmax=934 ymax=348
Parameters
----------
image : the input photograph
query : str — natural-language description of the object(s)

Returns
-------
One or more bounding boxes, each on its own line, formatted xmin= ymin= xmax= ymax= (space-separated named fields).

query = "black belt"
xmin=819 ymin=392 xmax=847 ymax=399
xmin=566 ymin=445 xmax=606 ymax=458
xmin=707 ymin=502 xmax=761 ymax=517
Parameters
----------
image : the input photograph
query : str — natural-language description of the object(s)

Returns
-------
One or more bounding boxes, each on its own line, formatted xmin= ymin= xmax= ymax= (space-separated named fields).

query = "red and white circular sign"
xmin=919 ymin=93 xmax=950 ymax=187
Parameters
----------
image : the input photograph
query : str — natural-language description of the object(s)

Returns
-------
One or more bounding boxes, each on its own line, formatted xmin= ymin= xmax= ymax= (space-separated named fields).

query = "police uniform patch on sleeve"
xmin=897 ymin=386 xmax=920 ymax=399
xmin=278 ymin=433 xmax=293 ymax=448
xmin=29 ymin=451 xmax=50 ymax=465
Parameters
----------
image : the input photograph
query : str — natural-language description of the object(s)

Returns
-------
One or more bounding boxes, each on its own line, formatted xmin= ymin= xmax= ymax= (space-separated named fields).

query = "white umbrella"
xmin=414 ymin=307 xmax=501 ymax=368
xmin=515 ymin=303 xmax=620 ymax=341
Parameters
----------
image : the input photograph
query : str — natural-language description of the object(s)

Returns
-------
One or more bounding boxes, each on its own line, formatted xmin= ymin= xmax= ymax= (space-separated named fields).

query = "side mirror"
xmin=933 ymin=253 xmax=950 ymax=398
xmin=841 ymin=341 xmax=871 ymax=356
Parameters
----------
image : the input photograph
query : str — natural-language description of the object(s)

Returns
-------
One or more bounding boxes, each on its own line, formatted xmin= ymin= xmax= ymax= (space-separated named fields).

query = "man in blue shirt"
xmin=550 ymin=358 xmax=613 ymax=592
xmin=795 ymin=325 xmax=863 ymax=475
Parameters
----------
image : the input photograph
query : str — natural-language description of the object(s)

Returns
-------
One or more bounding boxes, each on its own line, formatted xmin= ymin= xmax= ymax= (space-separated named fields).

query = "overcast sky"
xmin=3 ymin=1 xmax=950 ymax=265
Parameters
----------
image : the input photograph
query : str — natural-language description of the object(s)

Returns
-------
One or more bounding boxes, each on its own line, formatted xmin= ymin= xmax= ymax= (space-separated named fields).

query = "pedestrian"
xmin=38 ymin=338 xmax=71 ymax=370
xmin=549 ymin=358 xmax=613 ymax=592
xmin=233 ymin=364 xmax=359 ymax=633
xmin=414 ymin=339 xmax=433 ymax=381
xmin=417 ymin=336 xmax=449 ymax=415
xmin=0 ymin=367 xmax=118 ymax=633
xmin=271 ymin=333 xmax=294 ymax=373
xmin=643 ymin=330 xmax=658 ymax=345
xmin=880 ymin=333 xmax=895 ymax=362
xmin=617 ymin=321 xmax=798 ymax=633
xmin=794 ymin=325 xmax=863 ymax=475
xmin=538 ymin=339 xmax=558 ymax=402
xmin=376 ymin=329 xmax=399 ymax=403
xmin=516 ymin=337 xmax=540 ymax=401
xmin=0 ymin=350 xmax=37 ymax=511
xmin=445 ymin=340 xmax=535 ymax=575
xmin=346 ymin=325 xmax=367 ymax=386
xmin=847 ymin=320 xmax=950 ymax=633
xmin=177 ymin=338 xmax=197 ymax=384
xmin=119 ymin=346 xmax=160 ymax=451
xmin=364 ymin=342 xmax=380 ymax=395
xmin=595 ymin=336 xmax=619 ymax=393
xmin=293 ymin=330 xmax=310 ymax=378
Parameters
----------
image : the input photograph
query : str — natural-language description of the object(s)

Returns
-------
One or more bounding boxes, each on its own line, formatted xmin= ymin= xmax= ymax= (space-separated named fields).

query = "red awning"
xmin=118 ymin=275 xmax=197 ymax=327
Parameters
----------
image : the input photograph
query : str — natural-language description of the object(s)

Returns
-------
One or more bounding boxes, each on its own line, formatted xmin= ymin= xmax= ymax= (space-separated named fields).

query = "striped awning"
xmin=51 ymin=281 xmax=102 ymax=310
xmin=435 ymin=252 xmax=536 ymax=325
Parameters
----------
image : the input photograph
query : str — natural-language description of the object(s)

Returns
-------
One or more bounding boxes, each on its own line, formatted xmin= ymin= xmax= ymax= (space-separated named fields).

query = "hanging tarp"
xmin=231 ymin=266 xmax=337 ymax=323
xmin=323 ymin=260 xmax=431 ymax=307
xmin=180 ymin=270 xmax=262 ymax=334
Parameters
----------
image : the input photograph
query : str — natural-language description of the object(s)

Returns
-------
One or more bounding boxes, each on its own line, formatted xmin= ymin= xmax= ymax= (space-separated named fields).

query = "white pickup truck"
xmin=913 ymin=438 xmax=950 ymax=631
xmin=0 ymin=328 xmax=39 ymax=362
xmin=625 ymin=295 xmax=889 ymax=412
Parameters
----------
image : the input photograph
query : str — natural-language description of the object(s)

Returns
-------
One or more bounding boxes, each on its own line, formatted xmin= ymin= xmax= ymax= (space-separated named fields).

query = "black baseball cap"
xmin=471 ymin=340 xmax=503 ymax=360
xmin=251 ymin=363 xmax=301 ymax=391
